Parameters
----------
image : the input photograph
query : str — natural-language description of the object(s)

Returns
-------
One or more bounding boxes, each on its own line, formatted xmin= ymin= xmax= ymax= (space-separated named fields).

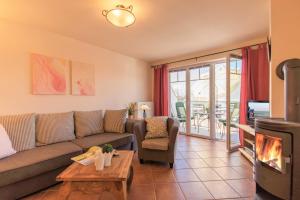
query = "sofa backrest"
xmin=0 ymin=109 xmax=134 ymax=151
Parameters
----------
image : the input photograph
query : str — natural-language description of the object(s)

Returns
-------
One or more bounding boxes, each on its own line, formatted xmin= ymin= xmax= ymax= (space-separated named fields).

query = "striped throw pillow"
xmin=104 ymin=109 xmax=127 ymax=133
xmin=0 ymin=113 xmax=35 ymax=151
xmin=36 ymin=112 xmax=75 ymax=146
xmin=74 ymin=110 xmax=104 ymax=138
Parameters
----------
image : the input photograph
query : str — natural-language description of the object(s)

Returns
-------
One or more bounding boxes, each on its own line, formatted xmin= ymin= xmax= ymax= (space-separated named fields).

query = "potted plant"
xmin=128 ymin=103 xmax=135 ymax=119
xmin=102 ymin=144 xmax=114 ymax=167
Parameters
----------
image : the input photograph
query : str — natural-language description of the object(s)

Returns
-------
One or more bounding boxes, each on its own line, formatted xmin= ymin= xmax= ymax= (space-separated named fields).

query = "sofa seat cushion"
xmin=72 ymin=133 xmax=134 ymax=151
xmin=142 ymin=138 xmax=169 ymax=151
xmin=0 ymin=142 xmax=82 ymax=187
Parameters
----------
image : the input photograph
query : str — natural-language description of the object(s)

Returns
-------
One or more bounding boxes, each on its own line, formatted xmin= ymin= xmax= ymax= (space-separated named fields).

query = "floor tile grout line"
xmin=223 ymin=179 xmax=243 ymax=198
xmin=180 ymin=150 xmax=250 ymax=199
xmin=196 ymin=163 xmax=253 ymax=198
xmin=201 ymin=180 xmax=218 ymax=200
xmin=150 ymin=182 xmax=157 ymax=200
xmin=177 ymin=181 xmax=188 ymax=200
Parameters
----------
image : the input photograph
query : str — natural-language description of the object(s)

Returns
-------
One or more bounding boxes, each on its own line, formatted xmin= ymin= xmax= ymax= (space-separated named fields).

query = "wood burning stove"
xmin=255 ymin=59 xmax=300 ymax=200
xmin=255 ymin=119 xmax=296 ymax=199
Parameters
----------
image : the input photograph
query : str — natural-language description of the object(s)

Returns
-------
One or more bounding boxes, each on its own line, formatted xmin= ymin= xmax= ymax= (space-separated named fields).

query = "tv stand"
xmin=234 ymin=123 xmax=255 ymax=164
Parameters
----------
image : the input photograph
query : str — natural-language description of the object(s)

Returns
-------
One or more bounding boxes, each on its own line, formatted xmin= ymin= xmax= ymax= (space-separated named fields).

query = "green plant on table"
xmin=102 ymin=144 xmax=113 ymax=154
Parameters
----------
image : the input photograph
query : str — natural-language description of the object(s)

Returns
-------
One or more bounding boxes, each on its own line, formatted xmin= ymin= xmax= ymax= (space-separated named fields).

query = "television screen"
xmin=247 ymin=101 xmax=270 ymax=120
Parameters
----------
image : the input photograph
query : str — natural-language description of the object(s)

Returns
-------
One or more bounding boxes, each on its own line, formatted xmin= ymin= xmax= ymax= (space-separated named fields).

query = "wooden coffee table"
xmin=56 ymin=150 xmax=134 ymax=200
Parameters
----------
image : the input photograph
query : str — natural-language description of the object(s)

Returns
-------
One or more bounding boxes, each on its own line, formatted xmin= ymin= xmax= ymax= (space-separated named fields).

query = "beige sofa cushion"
xmin=74 ymin=110 xmax=104 ymax=138
xmin=104 ymin=109 xmax=127 ymax=133
xmin=142 ymin=138 xmax=169 ymax=151
xmin=36 ymin=112 xmax=75 ymax=146
xmin=0 ymin=113 xmax=35 ymax=152
xmin=145 ymin=117 xmax=168 ymax=139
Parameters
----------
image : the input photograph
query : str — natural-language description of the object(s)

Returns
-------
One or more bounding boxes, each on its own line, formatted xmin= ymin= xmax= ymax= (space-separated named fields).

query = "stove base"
xmin=255 ymin=183 xmax=283 ymax=200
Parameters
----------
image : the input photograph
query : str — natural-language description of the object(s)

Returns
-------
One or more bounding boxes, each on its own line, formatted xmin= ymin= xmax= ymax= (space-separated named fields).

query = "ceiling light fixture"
xmin=102 ymin=5 xmax=135 ymax=27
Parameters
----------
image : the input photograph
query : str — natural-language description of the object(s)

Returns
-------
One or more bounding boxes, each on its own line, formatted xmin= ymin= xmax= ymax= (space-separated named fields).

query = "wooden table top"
xmin=57 ymin=150 xmax=134 ymax=182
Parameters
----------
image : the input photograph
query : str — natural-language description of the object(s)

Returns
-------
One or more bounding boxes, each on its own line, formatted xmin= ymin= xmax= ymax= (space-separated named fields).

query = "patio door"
xmin=189 ymin=65 xmax=211 ymax=138
xmin=188 ymin=62 xmax=228 ymax=140
xmin=169 ymin=70 xmax=187 ymax=133
xmin=169 ymin=55 xmax=242 ymax=149
xmin=169 ymin=63 xmax=227 ymax=139
xmin=226 ymin=55 xmax=242 ymax=151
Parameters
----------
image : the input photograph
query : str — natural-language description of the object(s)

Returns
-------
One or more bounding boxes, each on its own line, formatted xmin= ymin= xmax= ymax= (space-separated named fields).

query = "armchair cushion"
xmin=142 ymin=138 xmax=169 ymax=151
xmin=145 ymin=117 xmax=168 ymax=139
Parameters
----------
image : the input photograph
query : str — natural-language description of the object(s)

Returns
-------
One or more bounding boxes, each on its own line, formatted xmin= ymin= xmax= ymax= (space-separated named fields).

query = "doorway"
xmin=169 ymin=55 xmax=242 ymax=151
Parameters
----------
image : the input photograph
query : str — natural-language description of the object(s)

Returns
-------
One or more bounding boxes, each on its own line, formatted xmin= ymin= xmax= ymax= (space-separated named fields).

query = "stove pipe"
xmin=276 ymin=58 xmax=300 ymax=122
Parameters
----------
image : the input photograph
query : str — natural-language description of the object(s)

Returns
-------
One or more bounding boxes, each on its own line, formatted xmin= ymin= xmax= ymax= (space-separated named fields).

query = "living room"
xmin=0 ymin=0 xmax=299 ymax=200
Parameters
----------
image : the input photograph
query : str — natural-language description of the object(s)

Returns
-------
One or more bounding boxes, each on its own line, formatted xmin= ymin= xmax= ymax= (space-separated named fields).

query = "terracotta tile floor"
xmin=23 ymin=135 xmax=255 ymax=200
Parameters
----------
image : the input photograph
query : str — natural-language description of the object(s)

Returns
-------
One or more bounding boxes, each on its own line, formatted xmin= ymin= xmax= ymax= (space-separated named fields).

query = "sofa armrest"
xmin=167 ymin=118 xmax=179 ymax=153
xmin=126 ymin=119 xmax=138 ymax=133
xmin=133 ymin=120 xmax=146 ymax=151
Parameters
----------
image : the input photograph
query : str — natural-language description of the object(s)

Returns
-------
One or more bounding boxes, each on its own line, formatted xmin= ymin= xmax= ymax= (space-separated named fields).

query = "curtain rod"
xmin=152 ymin=41 xmax=267 ymax=67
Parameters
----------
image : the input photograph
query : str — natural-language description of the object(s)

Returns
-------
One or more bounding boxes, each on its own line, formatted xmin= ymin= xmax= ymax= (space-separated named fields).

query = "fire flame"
xmin=256 ymin=133 xmax=282 ymax=171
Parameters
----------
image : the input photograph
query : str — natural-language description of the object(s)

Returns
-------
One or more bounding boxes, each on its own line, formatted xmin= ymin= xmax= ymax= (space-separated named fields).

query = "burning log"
xmin=256 ymin=133 xmax=283 ymax=171
xmin=265 ymin=158 xmax=280 ymax=170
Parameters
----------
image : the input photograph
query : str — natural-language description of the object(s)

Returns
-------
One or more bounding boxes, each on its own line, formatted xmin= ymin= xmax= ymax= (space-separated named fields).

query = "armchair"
xmin=133 ymin=118 xmax=179 ymax=168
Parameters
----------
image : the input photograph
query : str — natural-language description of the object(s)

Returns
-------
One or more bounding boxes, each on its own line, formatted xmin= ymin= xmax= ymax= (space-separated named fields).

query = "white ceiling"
xmin=0 ymin=0 xmax=269 ymax=63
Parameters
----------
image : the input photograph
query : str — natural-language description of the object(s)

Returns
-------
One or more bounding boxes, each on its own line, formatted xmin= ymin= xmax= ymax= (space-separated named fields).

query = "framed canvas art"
xmin=71 ymin=61 xmax=95 ymax=96
xmin=31 ymin=53 xmax=67 ymax=95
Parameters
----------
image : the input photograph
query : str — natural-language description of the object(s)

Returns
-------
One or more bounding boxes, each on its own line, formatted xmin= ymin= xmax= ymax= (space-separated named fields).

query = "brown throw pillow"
xmin=145 ymin=117 xmax=168 ymax=139
xmin=36 ymin=112 xmax=75 ymax=146
xmin=74 ymin=110 xmax=104 ymax=138
xmin=104 ymin=109 xmax=127 ymax=133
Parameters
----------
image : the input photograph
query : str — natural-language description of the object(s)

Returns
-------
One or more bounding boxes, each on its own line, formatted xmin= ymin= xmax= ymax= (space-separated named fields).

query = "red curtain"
xmin=154 ymin=64 xmax=169 ymax=116
xmin=239 ymin=43 xmax=269 ymax=146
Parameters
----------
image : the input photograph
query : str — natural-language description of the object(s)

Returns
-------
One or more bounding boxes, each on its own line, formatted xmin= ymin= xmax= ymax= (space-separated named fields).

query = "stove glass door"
xmin=256 ymin=133 xmax=283 ymax=172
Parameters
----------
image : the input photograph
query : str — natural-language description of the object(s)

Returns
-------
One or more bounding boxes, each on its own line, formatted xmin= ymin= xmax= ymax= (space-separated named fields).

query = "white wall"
xmin=0 ymin=20 xmax=152 ymax=115
xmin=270 ymin=0 xmax=300 ymax=117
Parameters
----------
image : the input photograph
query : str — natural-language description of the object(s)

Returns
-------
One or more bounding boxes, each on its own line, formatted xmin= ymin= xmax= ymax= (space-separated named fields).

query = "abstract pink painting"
xmin=71 ymin=61 xmax=95 ymax=96
xmin=31 ymin=53 xmax=67 ymax=95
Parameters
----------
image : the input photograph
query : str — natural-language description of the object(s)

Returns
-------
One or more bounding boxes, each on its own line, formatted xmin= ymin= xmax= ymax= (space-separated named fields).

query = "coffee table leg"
xmin=114 ymin=181 xmax=127 ymax=200
xmin=127 ymin=165 xmax=134 ymax=188
xmin=122 ymin=181 xmax=127 ymax=200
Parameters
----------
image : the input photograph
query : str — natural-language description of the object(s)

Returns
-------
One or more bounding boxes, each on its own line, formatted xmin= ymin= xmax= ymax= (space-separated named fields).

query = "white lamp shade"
xmin=140 ymin=104 xmax=150 ymax=110
xmin=103 ymin=5 xmax=135 ymax=27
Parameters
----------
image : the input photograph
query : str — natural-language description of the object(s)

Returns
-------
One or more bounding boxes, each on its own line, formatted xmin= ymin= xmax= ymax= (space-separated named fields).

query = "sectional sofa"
xmin=0 ymin=110 xmax=142 ymax=200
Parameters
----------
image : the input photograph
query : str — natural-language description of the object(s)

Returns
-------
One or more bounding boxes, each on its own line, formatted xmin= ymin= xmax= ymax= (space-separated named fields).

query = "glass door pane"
xmin=215 ymin=62 xmax=227 ymax=140
xmin=169 ymin=70 xmax=187 ymax=133
xmin=190 ymin=66 xmax=210 ymax=137
xmin=229 ymin=56 xmax=242 ymax=149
